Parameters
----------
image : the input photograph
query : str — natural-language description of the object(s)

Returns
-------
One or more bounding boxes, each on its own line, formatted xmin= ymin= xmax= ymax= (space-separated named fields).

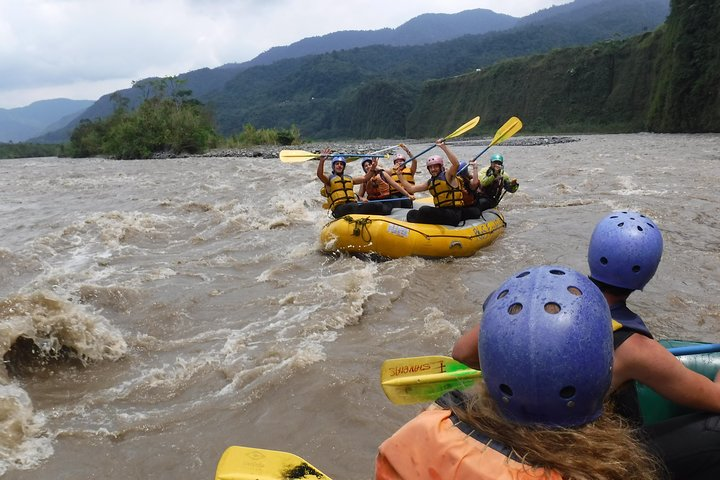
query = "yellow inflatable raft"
xmin=319 ymin=202 xmax=506 ymax=259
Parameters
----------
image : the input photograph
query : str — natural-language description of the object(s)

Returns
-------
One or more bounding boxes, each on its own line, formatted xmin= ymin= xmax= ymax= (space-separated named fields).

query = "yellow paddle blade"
xmin=490 ymin=116 xmax=523 ymax=146
xmin=279 ymin=149 xmax=320 ymax=163
xmin=445 ymin=116 xmax=480 ymax=140
xmin=216 ymin=446 xmax=331 ymax=480
xmin=380 ymin=355 xmax=482 ymax=405
xmin=280 ymin=150 xmax=390 ymax=163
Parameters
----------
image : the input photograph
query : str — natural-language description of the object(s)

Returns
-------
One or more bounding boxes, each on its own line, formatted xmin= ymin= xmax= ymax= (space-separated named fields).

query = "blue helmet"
xmin=457 ymin=161 xmax=469 ymax=177
xmin=588 ymin=211 xmax=663 ymax=291
xmin=331 ymin=156 xmax=346 ymax=166
xmin=479 ymin=265 xmax=613 ymax=428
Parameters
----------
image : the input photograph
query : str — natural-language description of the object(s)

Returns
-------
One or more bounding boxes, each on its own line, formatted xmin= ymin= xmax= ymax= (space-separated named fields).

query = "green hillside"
xmin=207 ymin=0 xmax=669 ymax=139
xmin=407 ymin=0 xmax=719 ymax=135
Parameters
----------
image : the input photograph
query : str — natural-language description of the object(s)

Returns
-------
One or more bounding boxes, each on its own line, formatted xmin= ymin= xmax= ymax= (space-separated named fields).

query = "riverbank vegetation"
xmin=59 ymin=77 xmax=302 ymax=159
xmin=0 ymin=142 xmax=60 ymax=159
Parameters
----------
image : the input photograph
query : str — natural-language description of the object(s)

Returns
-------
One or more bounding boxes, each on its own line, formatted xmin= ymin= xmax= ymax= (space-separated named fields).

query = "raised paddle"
xmin=380 ymin=355 xmax=481 ymax=405
xmin=457 ymin=116 xmax=523 ymax=175
xmin=398 ymin=116 xmax=480 ymax=168
xmin=369 ymin=144 xmax=401 ymax=156
xmin=216 ymin=445 xmax=331 ymax=480
xmin=381 ymin=343 xmax=720 ymax=405
xmin=279 ymin=150 xmax=389 ymax=163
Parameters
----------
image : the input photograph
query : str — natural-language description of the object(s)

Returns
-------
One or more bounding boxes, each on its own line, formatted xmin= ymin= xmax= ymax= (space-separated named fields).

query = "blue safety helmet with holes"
xmin=588 ymin=211 xmax=663 ymax=291
xmin=479 ymin=265 xmax=613 ymax=428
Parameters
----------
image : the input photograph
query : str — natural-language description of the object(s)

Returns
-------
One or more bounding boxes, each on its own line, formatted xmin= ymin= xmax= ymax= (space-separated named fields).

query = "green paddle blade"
xmin=380 ymin=355 xmax=482 ymax=405
xmin=216 ymin=446 xmax=331 ymax=480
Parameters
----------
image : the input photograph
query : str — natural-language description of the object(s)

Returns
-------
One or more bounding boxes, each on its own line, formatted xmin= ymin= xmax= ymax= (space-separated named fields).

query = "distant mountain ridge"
xmin=246 ymin=9 xmax=518 ymax=66
xmin=36 ymin=7 xmax=518 ymax=143
xmin=0 ymin=99 xmax=94 ymax=142
xmin=31 ymin=0 xmax=670 ymax=143
xmin=205 ymin=0 xmax=670 ymax=139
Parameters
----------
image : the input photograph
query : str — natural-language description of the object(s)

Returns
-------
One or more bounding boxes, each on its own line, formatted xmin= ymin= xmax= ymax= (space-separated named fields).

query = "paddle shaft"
xmin=669 ymin=343 xmax=720 ymax=356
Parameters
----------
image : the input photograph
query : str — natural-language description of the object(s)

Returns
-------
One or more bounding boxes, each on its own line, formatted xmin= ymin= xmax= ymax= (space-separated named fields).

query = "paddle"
xmin=216 ymin=445 xmax=331 ymax=480
xmin=280 ymin=150 xmax=388 ymax=163
xmin=381 ymin=343 xmax=720 ymax=405
xmin=369 ymin=144 xmax=401 ymax=156
xmin=380 ymin=355 xmax=481 ymax=405
xmin=398 ymin=116 xmax=480 ymax=168
xmin=457 ymin=116 xmax=523 ymax=175
xmin=670 ymin=343 xmax=720 ymax=356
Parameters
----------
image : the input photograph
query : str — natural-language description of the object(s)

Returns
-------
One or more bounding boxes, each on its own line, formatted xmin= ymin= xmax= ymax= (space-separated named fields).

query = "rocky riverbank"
xmin=170 ymin=135 xmax=579 ymax=159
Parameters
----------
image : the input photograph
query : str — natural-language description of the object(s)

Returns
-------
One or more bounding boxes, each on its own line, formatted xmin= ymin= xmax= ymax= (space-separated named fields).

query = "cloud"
xmin=0 ymin=0 xmax=569 ymax=108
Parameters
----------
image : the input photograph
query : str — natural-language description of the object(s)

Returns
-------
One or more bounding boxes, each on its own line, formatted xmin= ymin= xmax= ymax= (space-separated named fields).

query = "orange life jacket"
xmin=456 ymin=176 xmax=476 ymax=207
xmin=375 ymin=408 xmax=561 ymax=480
xmin=365 ymin=172 xmax=391 ymax=200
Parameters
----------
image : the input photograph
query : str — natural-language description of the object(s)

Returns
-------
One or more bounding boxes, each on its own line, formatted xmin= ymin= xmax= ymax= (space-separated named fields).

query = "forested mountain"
xmin=32 ymin=7 xmax=517 ymax=143
xmin=206 ymin=0 xmax=670 ymax=139
xmin=33 ymin=0 xmax=670 ymax=143
xmin=0 ymin=99 xmax=93 ymax=142
xmin=405 ymin=0 xmax=718 ymax=135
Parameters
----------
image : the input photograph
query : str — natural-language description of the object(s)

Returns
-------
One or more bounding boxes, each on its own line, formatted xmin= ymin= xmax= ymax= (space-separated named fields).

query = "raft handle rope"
xmin=341 ymin=216 xmax=374 ymax=242
xmin=340 ymin=213 xmax=506 ymax=241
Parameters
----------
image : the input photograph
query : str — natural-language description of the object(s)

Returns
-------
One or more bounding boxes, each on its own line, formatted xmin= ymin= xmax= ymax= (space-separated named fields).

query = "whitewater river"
xmin=0 ymin=133 xmax=718 ymax=479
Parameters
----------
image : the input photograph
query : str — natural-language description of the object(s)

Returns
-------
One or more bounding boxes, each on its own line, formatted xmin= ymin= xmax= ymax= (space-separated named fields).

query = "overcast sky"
xmin=0 ymin=0 xmax=571 ymax=109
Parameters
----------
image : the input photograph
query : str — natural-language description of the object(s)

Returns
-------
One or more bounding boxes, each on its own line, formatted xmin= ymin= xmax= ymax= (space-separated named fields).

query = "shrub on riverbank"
xmin=223 ymin=123 xmax=301 ymax=147
xmin=64 ymin=76 xmax=303 ymax=159
xmin=0 ymin=142 xmax=61 ymax=159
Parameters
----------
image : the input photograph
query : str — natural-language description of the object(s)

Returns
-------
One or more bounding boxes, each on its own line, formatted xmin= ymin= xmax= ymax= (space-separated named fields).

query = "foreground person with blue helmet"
xmin=452 ymin=211 xmax=720 ymax=479
xmin=376 ymin=266 xmax=661 ymax=480
xmin=588 ymin=211 xmax=720 ymax=480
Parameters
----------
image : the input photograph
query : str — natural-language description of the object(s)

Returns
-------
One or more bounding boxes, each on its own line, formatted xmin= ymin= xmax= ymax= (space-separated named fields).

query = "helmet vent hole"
xmin=516 ymin=271 xmax=531 ymax=278
xmin=632 ymin=265 xmax=641 ymax=273
xmin=497 ymin=289 xmax=509 ymax=300
xmin=508 ymin=303 xmax=523 ymax=315
xmin=636 ymin=226 xmax=644 ymax=232
xmin=549 ymin=269 xmax=566 ymax=276
xmin=567 ymin=286 xmax=582 ymax=296
xmin=560 ymin=386 xmax=576 ymax=399
xmin=647 ymin=223 xmax=656 ymax=229
xmin=599 ymin=256 xmax=608 ymax=265
xmin=544 ymin=302 xmax=561 ymax=314
xmin=617 ymin=222 xmax=625 ymax=227
xmin=500 ymin=384 xmax=513 ymax=396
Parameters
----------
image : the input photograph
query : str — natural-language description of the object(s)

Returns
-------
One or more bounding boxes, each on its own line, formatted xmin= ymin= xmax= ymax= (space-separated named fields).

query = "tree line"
xmin=62 ymin=77 xmax=301 ymax=160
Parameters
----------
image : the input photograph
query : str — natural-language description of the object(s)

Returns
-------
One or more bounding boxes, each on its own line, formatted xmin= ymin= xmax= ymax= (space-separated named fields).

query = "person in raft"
xmin=475 ymin=153 xmax=519 ymax=212
xmin=587 ymin=211 xmax=720 ymax=480
xmin=375 ymin=265 xmax=662 ymax=480
xmin=358 ymin=157 xmax=414 ymax=213
xmin=316 ymin=148 xmax=383 ymax=218
xmin=455 ymin=160 xmax=482 ymax=220
xmin=452 ymin=211 xmax=720 ymax=479
xmin=396 ymin=139 xmax=465 ymax=226
xmin=388 ymin=144 xmax=416 ymax=209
